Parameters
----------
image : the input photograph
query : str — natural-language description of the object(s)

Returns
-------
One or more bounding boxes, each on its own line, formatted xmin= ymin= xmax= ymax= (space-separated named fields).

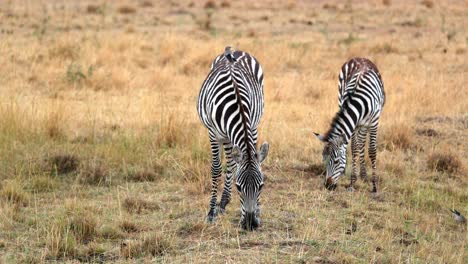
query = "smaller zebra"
xmin=314 ymin=58 xmax=385 ymax=192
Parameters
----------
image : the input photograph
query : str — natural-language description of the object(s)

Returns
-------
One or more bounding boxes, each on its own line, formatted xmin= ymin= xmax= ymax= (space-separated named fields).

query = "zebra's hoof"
xmin=346 ymin=186 xmax=356 ymax=192
xmin=218 ymin=201 xmax=229 ymax=214
xmin=218 ymin=207 xmax=226 ymax=215
xmin=206 ymin=214 xmax=217 ymax=223
xmin=206 ymin=209 xmax=218 ymax=223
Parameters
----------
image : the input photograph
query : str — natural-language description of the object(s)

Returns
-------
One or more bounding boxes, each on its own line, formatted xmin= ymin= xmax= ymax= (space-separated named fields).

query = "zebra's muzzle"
xmin=325 ymin=177 xmax=337 ymax=191
xmin=242 ymin=212 xmax=260 ymax=231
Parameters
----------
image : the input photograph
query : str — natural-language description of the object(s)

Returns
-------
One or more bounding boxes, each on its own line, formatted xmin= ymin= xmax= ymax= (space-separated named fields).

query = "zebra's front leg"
xmin=369 ymin=125 xmax=379 ymax=193
xmin=207 ymin=137 xmax=222 ymax=223
xmin=219 ymin=143 xmax=236 ymax=214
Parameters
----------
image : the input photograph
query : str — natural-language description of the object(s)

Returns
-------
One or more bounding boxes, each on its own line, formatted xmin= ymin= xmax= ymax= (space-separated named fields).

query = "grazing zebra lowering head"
xmin=197 ymin=46 xmax=269 ymax=230
xmin=314 ymin=58 xmax=385 ymax=192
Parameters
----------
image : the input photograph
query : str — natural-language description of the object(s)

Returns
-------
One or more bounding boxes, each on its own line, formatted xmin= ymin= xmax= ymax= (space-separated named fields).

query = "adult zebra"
xmin=314 ymin=58 xmax=385 ymax=192
xmin=197 ymin=47 xmax=269 ymax=230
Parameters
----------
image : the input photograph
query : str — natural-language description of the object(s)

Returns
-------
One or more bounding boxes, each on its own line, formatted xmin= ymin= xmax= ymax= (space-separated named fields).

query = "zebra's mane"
xmin=323 ymin=110 xmax=342 ymax=142
xmin=323 ymin=105 xmax=350 ymax=144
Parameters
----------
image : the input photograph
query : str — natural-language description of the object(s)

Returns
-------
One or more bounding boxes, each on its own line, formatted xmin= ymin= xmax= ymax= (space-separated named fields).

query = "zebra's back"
xmin=338 ymin=58 xmax=385 ymax=110
xmin=197 ymin=50 xmax=264 ymax=142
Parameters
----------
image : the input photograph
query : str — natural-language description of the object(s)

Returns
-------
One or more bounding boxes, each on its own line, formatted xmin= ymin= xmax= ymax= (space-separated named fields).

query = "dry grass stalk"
xmin=122 ymin=197 xmax=160 ymax=214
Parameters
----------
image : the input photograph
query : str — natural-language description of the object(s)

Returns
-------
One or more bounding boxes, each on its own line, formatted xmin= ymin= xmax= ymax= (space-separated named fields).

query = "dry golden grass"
xmin=427 ymin=151 xmax=463 ymax=174
xmin=117 ymin=5 xmax=137 ymax=15
xmin=119 ymin=219 xmax=141 ymax=233
xmin=0 ymin=0 xmax=466 ymax=263
xmin=120 ymin=233 xmax=174 ymax=258
xmin=0 ymin=180 xmax=29 ymax=207
xmin=122 ymin=196 xmax=161 ymax=214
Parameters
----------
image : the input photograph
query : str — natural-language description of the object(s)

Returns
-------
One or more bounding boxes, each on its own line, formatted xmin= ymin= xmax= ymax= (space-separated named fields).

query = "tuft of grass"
xmin=204 ymin=1 xmax=217 ymax=9
xmin=99 ymin=225 xmax=124 ymax=239
xmin=371 ymin=43 xmax=399 ymax=54
xmin=79 ymin=160 xmax=109 ymax=185
xmin=220 ymin=1 xmax=231 ymax=8
xmin=197 ymin=11 xmax=213 ymax=31
xmin=119 ymin=219 xmax=140 ymax=233
xmin=322 ymin=3 xmax=337 ymax=10
xmin=304 ymin=163 xmax=326 ymax=176
xmin=427 ymin=151 xmax=462 ymax=174
xmin=74 ymin=242 xmax=109 ymax=263
xmin=1 ymin=180 xmax=29 ymax=206
xmin=45 ymin=206 xmax=97 ymax=258
xmin=117 ymin=5 xmax=137 ymax=15
xmin=156 ymin=113 xmax=186 ymax=148
xmin=421 ymin=0 xmax=434 ymax=9
xmin=27 ymin=175 xmax=58 ymax=192
xmin=0 ymin=201 xmax=22 ymax=230
xmin=177 ymin=222 xmax=205 ymax=237
xmin=122 ymin=197 xmax=160 ymax=214
xmin=66 ymin=63 xmax=94 ymax=87
xmin=384 ymin=160 xmax=405 ymax=177
xmin=48 ymin=42 xmax=80 ymax=60
xmin=86 ymin=5 xmax=104 ymax=14
xmin=46 ymin=223 xmax=77 ymax=258
xmin=47 ymin=153 xmax=80 ymax=175
xmin=120 ymin=233 xmax=174 ymax=258
xmin=140 ymin=1 xmax=153 ymax=8
xmin=67 ymin=213 xmax=98 ymax=244
xmin=339 ymin=33 xmax=359 ymax=45
xmin=127 ymin=169 xmax=159 ymax=182
xmin=382 ymin=124 xmax=414 ymax=151
xmin=45 ymin=110 xmax=66 ymax=140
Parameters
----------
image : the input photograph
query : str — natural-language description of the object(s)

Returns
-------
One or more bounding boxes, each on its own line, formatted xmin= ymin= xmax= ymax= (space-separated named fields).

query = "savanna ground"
xmin=0 ymin=0 xmax=467 ymax=263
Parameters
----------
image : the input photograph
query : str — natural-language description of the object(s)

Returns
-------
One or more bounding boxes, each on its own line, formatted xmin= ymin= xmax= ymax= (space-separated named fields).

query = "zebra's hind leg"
xmin=207 ymin=136 xmax=222 ymax=223
xmin=219 ymin=143 xmax=237 ymax=214
xmin=358 ymin=127 xmax=369 ymax=182
xmin=369 ymin=125 xmax=379 ymax=193
xmin=348 ymin=130 xmax=359 ymax=191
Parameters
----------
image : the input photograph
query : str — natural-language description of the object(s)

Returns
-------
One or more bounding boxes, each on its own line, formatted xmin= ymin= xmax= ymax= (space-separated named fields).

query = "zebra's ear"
xmin=232 ymin=145 xmax=243 ymax=164
xmin=314 ymin=132 xmax=326 ymax=142
xmin=257 ymin=142 xmax=269 ymax=163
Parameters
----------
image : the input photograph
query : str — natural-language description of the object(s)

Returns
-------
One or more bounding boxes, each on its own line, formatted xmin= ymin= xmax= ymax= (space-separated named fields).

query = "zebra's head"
xmin=232 ymin=142 xmax=269 ymax=231
xmin=314 ymin=133 xmax=347 ymax=190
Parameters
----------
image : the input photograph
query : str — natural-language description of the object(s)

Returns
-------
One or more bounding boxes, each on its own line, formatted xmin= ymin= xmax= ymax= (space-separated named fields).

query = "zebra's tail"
xmin=224 ymin=46 xmax=236 ymax=63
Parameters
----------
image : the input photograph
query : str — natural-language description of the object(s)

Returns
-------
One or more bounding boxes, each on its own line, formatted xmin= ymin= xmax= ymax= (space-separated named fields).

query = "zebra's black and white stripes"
xmin=314 ymin=58 xmax=385 ymax=192
xmin=197 ymin=47 xmax=269 ymax=230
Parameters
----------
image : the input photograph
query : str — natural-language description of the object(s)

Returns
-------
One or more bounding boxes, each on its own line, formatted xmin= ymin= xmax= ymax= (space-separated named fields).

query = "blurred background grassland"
xmin=0 ymin=0 xmax=466 ymax=263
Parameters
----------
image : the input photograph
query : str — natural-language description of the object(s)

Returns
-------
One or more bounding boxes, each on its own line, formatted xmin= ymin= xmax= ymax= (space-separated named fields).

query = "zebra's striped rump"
xmin=197 ymin=47 xmax=268 ymax=230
